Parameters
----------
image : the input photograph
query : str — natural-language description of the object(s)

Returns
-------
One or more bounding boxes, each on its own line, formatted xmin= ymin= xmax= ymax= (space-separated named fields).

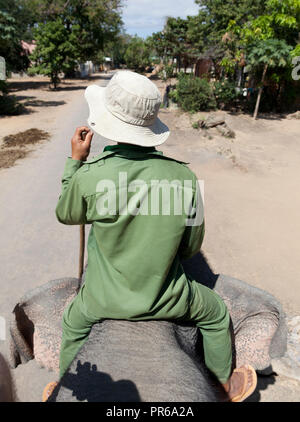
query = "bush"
xmin=212 ymin=79 xmax=239 ymax=109
xmin=0 ymin=95 xmax=23 ymax=116
xmin=158 ymin=63 xmax=176 ymax=81
xmin=0 ymin=81 xmax=9 ymax=95
xmin=170 ymin=74 xmax=216 ymax=112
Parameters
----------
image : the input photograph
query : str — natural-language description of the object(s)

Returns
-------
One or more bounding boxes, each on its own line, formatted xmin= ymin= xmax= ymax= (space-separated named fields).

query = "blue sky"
xmin=122 ymin=0 xmax=199 ymax=38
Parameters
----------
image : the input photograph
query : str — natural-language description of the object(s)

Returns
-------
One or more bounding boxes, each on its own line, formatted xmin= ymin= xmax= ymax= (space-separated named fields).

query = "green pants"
xmin=59 ymin=280 xmax=232 ymax=384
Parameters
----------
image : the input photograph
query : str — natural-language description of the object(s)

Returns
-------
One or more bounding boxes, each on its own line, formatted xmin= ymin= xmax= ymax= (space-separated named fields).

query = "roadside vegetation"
xmin=0 ymin=0 xmax=299 ymax=118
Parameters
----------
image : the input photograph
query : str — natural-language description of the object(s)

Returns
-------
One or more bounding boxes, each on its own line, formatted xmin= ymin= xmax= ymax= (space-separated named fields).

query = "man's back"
xmin=56 ymin=144 xmax=205 ymax=321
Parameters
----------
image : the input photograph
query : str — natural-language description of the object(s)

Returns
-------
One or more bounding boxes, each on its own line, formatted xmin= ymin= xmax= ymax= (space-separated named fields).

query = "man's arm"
xmin=178 ymin=176 xmax=205 ymax=260
xmin=55 ymin=126 xmax=93 ymax=225
xmin=179 ymin=220 xmax=205 ymax=261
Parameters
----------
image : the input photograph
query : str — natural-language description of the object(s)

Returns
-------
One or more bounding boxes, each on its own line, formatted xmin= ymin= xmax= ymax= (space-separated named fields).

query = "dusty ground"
xmin=0 ymin=73 xmax=300 ymax=402
xmin=0 ymin=74 xmax=102 ymax=144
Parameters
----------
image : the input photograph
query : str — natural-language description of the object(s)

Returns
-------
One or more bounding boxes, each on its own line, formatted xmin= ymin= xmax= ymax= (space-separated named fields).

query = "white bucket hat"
xmin=84 ymin=70 xmax=170 ymax=147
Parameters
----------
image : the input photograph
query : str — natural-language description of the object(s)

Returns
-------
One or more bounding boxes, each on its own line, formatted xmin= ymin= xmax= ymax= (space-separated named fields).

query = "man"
xmin=43 ymin=71 xmax=256 ymax=402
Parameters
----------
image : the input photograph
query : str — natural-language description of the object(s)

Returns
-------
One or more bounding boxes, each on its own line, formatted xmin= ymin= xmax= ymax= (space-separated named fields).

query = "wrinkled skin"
xmin=9 ymin=252 xmax=287 ymax=402
xmin=0 ymin=353 xmax=14 ymax=402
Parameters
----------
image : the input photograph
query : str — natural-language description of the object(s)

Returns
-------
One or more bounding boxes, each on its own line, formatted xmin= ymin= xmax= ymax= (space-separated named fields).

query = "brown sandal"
xmin=229 ymin=365 xmax=257 ymax=402
xmin=42 ymin=381 xmax=58 ymax=402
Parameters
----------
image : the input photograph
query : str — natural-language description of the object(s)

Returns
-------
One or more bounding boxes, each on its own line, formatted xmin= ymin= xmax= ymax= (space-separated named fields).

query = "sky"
xmin=122 ymin=0 xmax=199 ymax=38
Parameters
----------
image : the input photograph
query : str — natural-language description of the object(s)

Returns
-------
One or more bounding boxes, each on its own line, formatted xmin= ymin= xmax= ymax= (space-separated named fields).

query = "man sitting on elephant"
xmin=44 ymin=71 xmax=257 ymax=402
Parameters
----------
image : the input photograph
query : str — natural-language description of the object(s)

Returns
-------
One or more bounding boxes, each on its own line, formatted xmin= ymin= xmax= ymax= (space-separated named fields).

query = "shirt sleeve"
xmin=55 ymin=158 xmax=87 ymax=225
xmin=178 ymin=176 xmax=205 ymax=261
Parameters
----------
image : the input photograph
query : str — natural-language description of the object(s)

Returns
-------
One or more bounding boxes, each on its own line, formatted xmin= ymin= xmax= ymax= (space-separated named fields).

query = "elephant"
xmin=0 ymin=353 xmax=14 ymax=402
xmin=8 ymin=252 xmax=287 ymax=402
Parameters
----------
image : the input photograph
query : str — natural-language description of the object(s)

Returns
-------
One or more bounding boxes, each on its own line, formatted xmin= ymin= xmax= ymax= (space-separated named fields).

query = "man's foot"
xmin=42 ymin=381 xmax=58 ymax=402
xmin=222 ymin=365 xmax=257 ymax=402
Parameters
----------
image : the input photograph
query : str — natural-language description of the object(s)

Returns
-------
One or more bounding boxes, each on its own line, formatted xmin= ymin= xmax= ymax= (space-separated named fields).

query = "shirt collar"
xmin=103 ymin=143 xmax=164 ymax=157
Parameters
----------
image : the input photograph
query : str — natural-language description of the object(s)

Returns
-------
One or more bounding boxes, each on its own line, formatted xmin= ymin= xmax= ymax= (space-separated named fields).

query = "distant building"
xmin=21 ymin=40 xmax=37 ymax=56
xmin=194 ymin=58 xmax=214 ymax=78
xmin=77 ymin=61 xmax=95 ymax=78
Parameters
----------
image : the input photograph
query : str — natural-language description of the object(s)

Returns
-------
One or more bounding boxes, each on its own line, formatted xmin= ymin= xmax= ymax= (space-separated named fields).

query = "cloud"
xmin=122 ymin=0 xmax=199 ymax=37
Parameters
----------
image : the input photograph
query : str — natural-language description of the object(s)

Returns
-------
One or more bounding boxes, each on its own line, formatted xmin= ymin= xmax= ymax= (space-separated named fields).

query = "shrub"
xmin=0 ymin=81 xmax=9 ymax=95
xmin=212 ymin=79 xmax=239 ymax=109
xmin=158 ymin=63 xmax=176 ymax=81
xmin=0 ymin=95 xmax=23 ymax=116
xmin=171 ymin=74 xmax=216 ymax=112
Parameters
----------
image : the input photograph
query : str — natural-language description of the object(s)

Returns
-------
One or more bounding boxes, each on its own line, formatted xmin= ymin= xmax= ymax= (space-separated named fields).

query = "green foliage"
xmin=22 ymin=0 xmax=123 ymax=63
xmin=213 ymin=79 xmax=239 ymax=108
xmin=148 ymin=17 xmax=198 ymax=70
xmin=247 ymin=39 xmax=292 ymax=69
xmin=29 ymin=19 xmax=81 ymax=88
xmin=0 ymin=81 xmax=8 ymax=95
xmin=124 ymin=36 xmax=152 ymax=72
xmin=0 ymin=9 xmax=30 ymax=73
xmin=291 ymin=44 xmax=300 ymax=58
xmin=101 ymin=33 xmax=132 ymax=68
xmin=193 ymin=0 xmax=268 ymax=56
xmin=228 ymin=0 xmax=300 ymax=45
xmin=0 ymin=94 xmax=23 ymax=115
xmin=171 ymin=74 xmax=217 ymax=112
xmin=158 ymin=63 xmax=176 ymax=81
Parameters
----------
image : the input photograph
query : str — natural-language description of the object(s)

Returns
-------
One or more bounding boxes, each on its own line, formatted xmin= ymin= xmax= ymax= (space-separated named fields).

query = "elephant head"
xmin=8 ymin=252 xmax=287 ymax=402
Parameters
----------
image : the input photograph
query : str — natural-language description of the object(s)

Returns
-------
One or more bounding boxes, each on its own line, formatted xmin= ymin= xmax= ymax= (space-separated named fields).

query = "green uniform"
xmin=56 ymin=144 xmax=232 ymax=383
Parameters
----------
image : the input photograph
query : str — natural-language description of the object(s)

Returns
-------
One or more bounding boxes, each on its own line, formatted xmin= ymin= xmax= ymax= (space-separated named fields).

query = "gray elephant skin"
xmin=8 ymin=252 xmax=287 ymax=402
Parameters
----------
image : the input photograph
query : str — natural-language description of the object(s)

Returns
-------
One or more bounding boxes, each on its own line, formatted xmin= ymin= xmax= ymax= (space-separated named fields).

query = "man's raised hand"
xmin=71 ymin=126 xmax=94 ymax=162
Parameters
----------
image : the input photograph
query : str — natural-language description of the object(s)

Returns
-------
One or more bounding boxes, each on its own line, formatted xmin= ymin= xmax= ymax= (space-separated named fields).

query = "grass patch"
xmin=2 ymin=128 xmax=50 ymax=148
xmin=0 ymin=128 xmax=51 ymax=170
xmin=0 ymin=149 xmax=29 ymax=169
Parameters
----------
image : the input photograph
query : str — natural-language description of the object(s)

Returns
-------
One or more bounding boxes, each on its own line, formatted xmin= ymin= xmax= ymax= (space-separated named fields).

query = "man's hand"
xmin=71 ymin=126 xmax=94 ymax=162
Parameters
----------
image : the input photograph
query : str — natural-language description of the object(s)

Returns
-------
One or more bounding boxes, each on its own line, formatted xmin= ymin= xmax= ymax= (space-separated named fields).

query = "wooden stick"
xmin=78 ymin=224 xmax=85 ymax=280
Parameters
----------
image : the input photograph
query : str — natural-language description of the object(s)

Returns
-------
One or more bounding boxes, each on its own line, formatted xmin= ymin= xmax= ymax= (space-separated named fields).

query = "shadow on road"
xmin=15 ymin=96 xmax=66 ymax=108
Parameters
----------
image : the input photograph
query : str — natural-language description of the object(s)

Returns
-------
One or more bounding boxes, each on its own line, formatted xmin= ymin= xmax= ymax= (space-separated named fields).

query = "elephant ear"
xmin=9 ymin=278 xmax=81 ymax=373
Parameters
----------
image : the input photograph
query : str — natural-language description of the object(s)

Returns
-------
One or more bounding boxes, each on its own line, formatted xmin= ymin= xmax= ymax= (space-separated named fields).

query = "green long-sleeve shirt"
xmin=56 ymin=144 xmax=205 ymax=321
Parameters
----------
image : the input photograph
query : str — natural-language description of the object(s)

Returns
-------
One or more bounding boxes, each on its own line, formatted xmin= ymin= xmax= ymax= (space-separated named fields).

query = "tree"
xmin=29 ymin=19 xmax=81 ymax=89
xmin=0 ymin=8 xmax=30 ymax=74
xmin=0 ymin=0 xmax=39 ymax=42
xmin=223 ymin=0 xmax=300 ymax=114
xmin=247 ymin=39 xmax=292 ymax=118
xmin=148 ymin=17 xmax=198 ymax=73
xmin=124 ymin=36 xmax=152 ymax=72
xmin=24 ymin=0 xmax=123 ymax=64
xmin=193 ymin=0 xmax=268 ymax=56
xmin=101 ymin=32 xmax=132 ymax=68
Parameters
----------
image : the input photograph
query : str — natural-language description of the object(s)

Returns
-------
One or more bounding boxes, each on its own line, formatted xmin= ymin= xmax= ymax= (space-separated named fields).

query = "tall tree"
xmin=0 ymin=0 xmax=36 ymax=73
xmin=193 ymin=0 xmax=268 ymax=56
xmin=124 ymin=36 xmax=152 ymax=72
xmin=247 ymin=39 xmax=292 ymax=119
xmin=29 ymin=19 xmax=81 ymax=89
xmin=224 ymin=0 xmax=300 ymax=115
xmin=25 ymin=0 xmax=123 ymax=63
